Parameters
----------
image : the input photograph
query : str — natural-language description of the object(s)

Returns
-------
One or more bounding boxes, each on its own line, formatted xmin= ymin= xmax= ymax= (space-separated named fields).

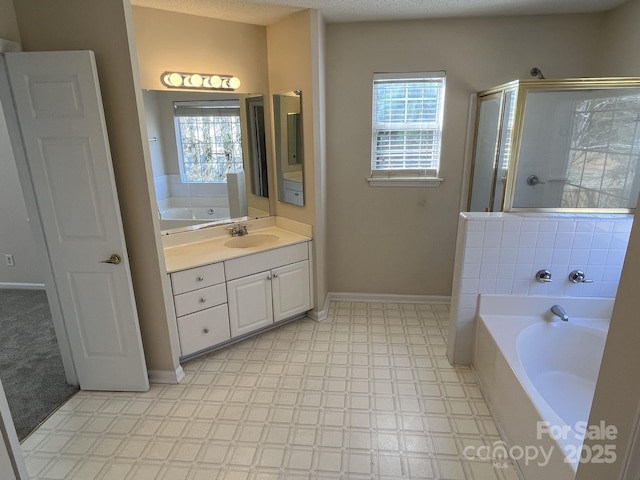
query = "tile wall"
xmin=447 ymin=212 xmax=634 ymax=365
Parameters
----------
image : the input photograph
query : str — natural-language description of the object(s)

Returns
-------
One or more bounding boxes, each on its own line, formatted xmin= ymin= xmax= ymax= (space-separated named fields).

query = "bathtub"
xmin=158 ymin=197 xmax=230 ymax=231
xmin=473 ymin=294 xmax=613 ymax=480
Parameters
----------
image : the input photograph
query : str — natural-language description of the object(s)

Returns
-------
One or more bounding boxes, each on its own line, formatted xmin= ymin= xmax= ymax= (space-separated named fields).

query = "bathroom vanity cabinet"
xmin=171 ymin=263 xmax=230 ymax=356
xmin=168 ymin=241 xmax=311 ymax=359
xmin=282 ymin=179 xmax=304 ymax=206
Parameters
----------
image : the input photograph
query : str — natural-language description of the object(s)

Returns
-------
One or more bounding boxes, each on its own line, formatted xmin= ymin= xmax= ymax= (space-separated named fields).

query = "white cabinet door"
xmin=227 ymin=271 xmax=273 ymax=338
xmin=5 ymin=51 xmax=148 ymax=391
xmin=272 ymin=261 xmax=311 ymax=322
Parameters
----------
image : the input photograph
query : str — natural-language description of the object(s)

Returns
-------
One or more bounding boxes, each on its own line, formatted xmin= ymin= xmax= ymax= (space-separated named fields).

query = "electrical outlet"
xmin=5 ymin=254 xmax=14 ymax=267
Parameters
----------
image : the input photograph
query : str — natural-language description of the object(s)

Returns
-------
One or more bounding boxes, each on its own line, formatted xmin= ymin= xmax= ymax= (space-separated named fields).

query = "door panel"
xmin=227 ymin=271 xmax=273 ymax=337
xmin=272 ymin=261 xmax=311 ymax=322
xmin=68 ymin=272 xmax=126 ymax=356
xmin=5 ymin=51 xmax=148 ymax=391
xmin=41 ymin=138 xmax=105 ymax=239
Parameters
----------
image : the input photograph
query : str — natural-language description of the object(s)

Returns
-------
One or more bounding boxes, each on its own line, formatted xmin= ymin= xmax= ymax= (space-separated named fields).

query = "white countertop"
xmin=163 ymin=225 xmax=311 ymax=273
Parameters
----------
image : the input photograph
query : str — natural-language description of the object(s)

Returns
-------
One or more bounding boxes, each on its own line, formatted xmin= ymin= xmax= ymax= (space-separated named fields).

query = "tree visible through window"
xmin=174 ymin=100 xmax=243 ymax=183
xmin=564 ymin=93 xmax=640 ymax=208
xmin=371 ymin=72 xmax=446 ymax=178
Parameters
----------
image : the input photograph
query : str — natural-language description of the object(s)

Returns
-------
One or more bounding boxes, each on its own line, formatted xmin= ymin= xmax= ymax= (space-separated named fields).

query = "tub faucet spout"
xmin=551 ymin=304 xmax=569 ymax=321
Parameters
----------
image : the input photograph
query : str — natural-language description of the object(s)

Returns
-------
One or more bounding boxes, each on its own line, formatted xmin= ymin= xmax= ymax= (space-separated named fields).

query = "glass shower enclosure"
xmin=467 ymin=78 xmax=640 ymax=213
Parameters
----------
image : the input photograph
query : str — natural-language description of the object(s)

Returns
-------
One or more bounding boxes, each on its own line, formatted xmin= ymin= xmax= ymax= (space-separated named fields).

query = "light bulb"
xmin=228 ymin=77 xmax=241 ymax=89
xmin=209 ymin=75 xmax=222 ymax=88
xmin=189 ymin=74 xmax=203 ymax=87
xmin=168 ymin=72 xmax=183 ymax=87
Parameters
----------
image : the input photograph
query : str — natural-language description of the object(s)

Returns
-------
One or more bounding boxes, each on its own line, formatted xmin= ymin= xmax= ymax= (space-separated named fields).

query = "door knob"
xmin=101 ymin=254 xmax=122 ymax=265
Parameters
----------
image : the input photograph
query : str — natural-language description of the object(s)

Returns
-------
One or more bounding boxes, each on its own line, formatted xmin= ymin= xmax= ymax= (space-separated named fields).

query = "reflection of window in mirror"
xmin=173 ymin=100 xmax=243 ymax=183
xmin=245 ymin=96 xmax=269 ymax=198
xmin=287 ymin=113 xmax=303 ymax=165
xmin=142 ymin=90 xmax=271 ymax=235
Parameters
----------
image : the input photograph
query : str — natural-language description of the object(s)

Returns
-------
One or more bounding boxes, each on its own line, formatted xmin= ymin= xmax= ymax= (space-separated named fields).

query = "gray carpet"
xmin=0 ymin=289 xmax=78 ymax=441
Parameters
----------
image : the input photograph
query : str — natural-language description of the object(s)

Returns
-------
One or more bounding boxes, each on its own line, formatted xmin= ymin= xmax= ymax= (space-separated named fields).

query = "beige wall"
xmin=0 ymin=0 xmax=20 ymax=43
xmin=13 ymin=0 xmax=181 ymax=373
xmin=577 ymin=0 xmax=640 ymax=477
xmin=0 ymin=99 xmax=43 ymax=285
xmin=599 ymin=0 xmax=640 ymax=75
xmin=309 ymin=10 xmax=328 ymax=311
xmin=267 ymin=10 xmax=328 ymax=310
xmin=267 ymin=10 xmax=316 ymax=227
xmin=325 ymin=14 xmax=603 ymax=295
xmin=0 ymin=0 xmax=42 ymax=286
xmin=132 ymin=7 xmax=269 ymax=94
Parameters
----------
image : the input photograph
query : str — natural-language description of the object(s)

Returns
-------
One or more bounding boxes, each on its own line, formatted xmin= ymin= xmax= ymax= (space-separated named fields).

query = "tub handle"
xmin=568 ymin=270 xmax=594 ymax=284
xmin=535 ymin=269 xmax=553 ymax=283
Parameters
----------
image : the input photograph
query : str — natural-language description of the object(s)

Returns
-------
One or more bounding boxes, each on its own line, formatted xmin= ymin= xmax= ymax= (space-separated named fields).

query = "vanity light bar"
xmin=161 ymin=71 xmax=241 ymax=90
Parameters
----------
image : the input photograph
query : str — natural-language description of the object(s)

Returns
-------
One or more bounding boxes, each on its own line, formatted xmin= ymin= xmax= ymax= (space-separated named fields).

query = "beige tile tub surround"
xmin=22 ymin=301 xmax=520 ymax=480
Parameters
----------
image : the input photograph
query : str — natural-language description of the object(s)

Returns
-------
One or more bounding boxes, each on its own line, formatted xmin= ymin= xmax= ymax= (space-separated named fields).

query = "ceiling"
xmin=130 ymin=0 xmax=628 ymax=25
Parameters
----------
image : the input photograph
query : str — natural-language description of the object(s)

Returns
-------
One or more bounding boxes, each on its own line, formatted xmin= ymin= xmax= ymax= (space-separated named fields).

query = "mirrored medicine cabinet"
xmin=273 ymin=90 xmax=305 ymax=207
xmin=467 ymin=78 xmax=640 ymax=213
xmin=142 ymin=89 xmax=271 ymax=235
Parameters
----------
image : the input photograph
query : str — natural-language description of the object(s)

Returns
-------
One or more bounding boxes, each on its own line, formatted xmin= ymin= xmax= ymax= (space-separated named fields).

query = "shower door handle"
xmin=526 ymin=175 xmax=546 ymax=186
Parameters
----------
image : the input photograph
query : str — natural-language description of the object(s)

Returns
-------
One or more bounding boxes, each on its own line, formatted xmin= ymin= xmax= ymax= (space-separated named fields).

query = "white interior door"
xmin=5 ymin=51 xmax=148 ymax=391
xmin=0 ymin=378 xmax=27 ymax=480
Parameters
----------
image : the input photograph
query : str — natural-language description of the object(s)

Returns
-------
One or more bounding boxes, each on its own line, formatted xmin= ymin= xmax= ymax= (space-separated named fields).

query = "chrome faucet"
xmin=551 ymin=304 xmax=569 ymax=322
xmin=228 ymin=224 xmax=249 ymax=237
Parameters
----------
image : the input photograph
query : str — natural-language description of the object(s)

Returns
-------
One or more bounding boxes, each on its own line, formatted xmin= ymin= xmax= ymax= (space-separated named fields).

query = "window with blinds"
xmin=371 ymin=72 xmax=446 ymax=182
xmin=173 ymin=100 xmax=243 ymax=183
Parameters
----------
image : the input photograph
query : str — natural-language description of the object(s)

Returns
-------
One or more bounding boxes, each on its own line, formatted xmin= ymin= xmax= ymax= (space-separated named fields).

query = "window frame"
xmin=368 ymin=71 xmax=446 ymax=187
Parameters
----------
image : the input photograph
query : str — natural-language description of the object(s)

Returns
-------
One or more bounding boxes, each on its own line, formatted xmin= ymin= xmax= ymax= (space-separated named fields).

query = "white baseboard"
xmin=148 ymin=366 xmax=185 ymax=384
xmin=0 ymin=282 xmax=45 ymax=290
xmin=328 ymin=292 xmax=451 ymax=304
xmin=307 ymin=293 xmax=330 ymax=322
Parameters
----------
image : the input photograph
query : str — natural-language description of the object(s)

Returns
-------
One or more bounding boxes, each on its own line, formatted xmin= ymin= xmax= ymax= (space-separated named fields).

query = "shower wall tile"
xmin=447 ymin=212 xmax=634 ymax=365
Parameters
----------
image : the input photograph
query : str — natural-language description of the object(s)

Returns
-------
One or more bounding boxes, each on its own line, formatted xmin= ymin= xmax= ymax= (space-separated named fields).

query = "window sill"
xmin=367 ymin=177 xmax=444 ymax=187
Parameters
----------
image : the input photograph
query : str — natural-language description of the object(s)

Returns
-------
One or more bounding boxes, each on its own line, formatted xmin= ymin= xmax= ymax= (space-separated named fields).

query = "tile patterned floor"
xmin=21 ymin=301 xmax=522 ymax=479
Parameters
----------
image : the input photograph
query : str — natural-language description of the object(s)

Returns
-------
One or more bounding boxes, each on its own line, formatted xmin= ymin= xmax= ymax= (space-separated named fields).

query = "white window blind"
xmin=371 ymin=72 xmax=445 ymax=181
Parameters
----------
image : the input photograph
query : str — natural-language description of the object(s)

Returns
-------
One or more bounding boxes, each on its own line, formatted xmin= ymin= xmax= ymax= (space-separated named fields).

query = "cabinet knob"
xmin=267 ymin=274 xmax=272 ymax=280
xmin=273 ymin=273 xmax=279 ymax=278
xmin=203 ymin=328 xmax=209 ymax=334
xmin=200 ymin=297 xmax=207 ymax=303
xmin=197 ymin=276 xmax=204 ymax=282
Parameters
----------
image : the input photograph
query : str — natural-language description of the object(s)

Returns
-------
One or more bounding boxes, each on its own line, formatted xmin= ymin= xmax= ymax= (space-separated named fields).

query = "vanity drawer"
xmin=224 ymin=242 xmax=308 ymax=281
xmin=171 ymin=262 xmax=225 ymax=295
xmin=177 ymin=304 xmax=231 ymax=356
xmin=174 ymin=283 xmax=227 ymax=317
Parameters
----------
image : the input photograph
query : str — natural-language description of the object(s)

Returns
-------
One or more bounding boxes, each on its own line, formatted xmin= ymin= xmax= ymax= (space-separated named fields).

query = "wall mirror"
xmin=142 ymin=90 xmax=270 ymax=235
xmin=273 ymin=90 xmax=305 ymax=206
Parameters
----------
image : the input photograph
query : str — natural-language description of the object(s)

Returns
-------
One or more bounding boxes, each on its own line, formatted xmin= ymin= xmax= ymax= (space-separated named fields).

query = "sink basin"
xmin=224 ymin=234 xmax=280 ymax=249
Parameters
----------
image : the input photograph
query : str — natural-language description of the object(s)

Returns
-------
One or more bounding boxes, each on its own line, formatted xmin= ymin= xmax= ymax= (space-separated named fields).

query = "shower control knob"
xmin=535 ymin=270 xmax=553 ymax=283
xmin=568 ymin=270 xmax=594 ymax=284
